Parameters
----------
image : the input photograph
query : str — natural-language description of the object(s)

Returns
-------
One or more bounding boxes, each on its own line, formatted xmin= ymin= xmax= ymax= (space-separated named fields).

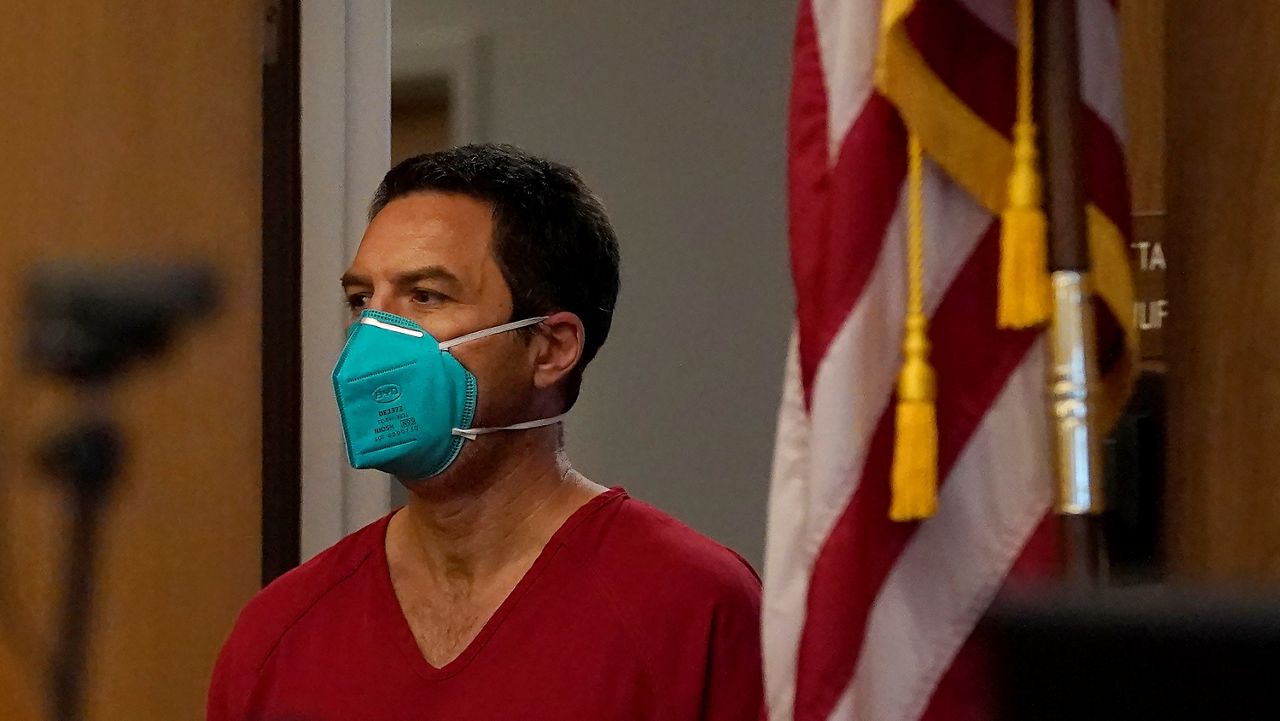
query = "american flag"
xmin=762 ymin=0 xmax=1135 ymax=719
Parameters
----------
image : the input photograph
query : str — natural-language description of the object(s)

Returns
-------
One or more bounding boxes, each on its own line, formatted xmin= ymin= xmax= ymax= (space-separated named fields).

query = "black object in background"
xmin=1103 ymin=369 xmax=1168 ymax=581
xmin=27 ymin=262 xmax=217 ymax=382
xmin=984 ymin=588 xmax=1280 ymax=721
xmin=39 ymin=418 xmax=120 ymax=721
xmin=25 ymin=262 xmax=218 ymax=721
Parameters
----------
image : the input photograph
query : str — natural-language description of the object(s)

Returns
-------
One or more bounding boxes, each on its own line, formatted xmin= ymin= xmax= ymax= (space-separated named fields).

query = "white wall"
xmin=392 ymin=2 xmax=795 ymax=566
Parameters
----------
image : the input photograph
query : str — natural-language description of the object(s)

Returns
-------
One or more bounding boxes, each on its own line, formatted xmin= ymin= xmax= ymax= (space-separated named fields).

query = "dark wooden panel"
xmin=1121 ymin=0 xmax=1168 ymax=359
xmin=1121 ymin=0 xmax=1166 ymax=215
xmin=1166 ymin=0 xmax=1280 ymax=580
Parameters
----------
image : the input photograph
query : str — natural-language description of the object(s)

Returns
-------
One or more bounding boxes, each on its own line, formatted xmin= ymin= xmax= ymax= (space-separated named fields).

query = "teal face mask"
xmin=331 ymin=309 xmax=565 ymax=480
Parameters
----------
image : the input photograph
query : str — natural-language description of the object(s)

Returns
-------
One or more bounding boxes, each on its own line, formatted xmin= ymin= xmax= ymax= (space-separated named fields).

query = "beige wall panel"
xmin=391 ymin=98 xmax=451 ymax=164
xmin=0 ymin=2 xmax=263 ymax=719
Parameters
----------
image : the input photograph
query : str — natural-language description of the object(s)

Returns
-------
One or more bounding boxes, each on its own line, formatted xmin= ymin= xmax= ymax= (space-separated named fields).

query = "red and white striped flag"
xmin=763 ymin=1 xmax=1136 ymax=720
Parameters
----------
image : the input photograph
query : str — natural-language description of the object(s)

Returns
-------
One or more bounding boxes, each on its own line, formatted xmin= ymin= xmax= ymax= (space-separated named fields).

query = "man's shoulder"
xmin=564 ymin=492 xmax=761 ymax=688
xmin=217 ymin=514 xmax=388 ymax=672
xmin=578 ymin=492 xmax=761 ymax=607
xmin=209 ymin=514 xmax=390 ymax=719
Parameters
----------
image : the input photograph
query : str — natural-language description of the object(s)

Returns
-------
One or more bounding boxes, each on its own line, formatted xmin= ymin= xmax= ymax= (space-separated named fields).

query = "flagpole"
xmin=1034 ymin=0 xmax=1108 ymax=584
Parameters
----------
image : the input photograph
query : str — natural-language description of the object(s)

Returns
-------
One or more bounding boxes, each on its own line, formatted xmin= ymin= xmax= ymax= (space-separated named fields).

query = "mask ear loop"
xmin=441 ymin=315 xmax=562 ymax=440
xmin=452 ymin=413 xmax=568 ymax=441
xmin=437 ymin=316 xmax=548 ymax=352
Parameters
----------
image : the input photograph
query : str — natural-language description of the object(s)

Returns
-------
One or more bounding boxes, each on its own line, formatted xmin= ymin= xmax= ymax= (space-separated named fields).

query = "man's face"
xmin=343 ymin=191 xmax=512 ymax=335
xmin=341 ymin=191 xmax=537 ymax=437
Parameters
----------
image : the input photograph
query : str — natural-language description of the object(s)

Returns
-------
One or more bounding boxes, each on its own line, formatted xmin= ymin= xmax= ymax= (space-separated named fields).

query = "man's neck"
xmin=390 ymin=429 xmax=604 ymax=585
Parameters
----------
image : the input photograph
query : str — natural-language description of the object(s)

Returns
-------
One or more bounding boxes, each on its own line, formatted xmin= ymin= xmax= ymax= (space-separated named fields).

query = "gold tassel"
xmin=997 ymin=0 xmax=1051 ymax=329
xmin=891 ymin=316 xmax=938 ymax=520
xmin=890 ymin=134 xmax=938 ymax=522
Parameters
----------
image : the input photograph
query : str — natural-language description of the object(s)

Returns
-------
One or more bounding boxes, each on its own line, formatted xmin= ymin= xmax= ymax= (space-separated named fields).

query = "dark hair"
xmin=369 ymin=143 xmax=621 ymax=409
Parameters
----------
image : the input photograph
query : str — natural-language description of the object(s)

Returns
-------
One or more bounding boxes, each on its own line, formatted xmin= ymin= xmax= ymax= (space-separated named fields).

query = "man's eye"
xmin=346 ymin=293 xmax=370 ymax=310
xmin=411 ymin=289 xmax=446 ymax=305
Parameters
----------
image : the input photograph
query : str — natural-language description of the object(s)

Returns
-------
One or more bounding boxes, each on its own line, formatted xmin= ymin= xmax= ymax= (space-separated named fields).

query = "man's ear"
xmin=531 ymin=311 xmax=585 ymax=391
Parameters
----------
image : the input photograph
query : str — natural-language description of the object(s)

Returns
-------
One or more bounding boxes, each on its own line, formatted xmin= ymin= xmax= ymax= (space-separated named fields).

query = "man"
xmin=209 ymin=144 xmax=764 ymax=720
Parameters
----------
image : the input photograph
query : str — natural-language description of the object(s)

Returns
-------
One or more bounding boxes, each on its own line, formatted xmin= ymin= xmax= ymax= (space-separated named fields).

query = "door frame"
xmin=297 ymin=0 xmax=393 ymax=564
xmin=261 ymin=0 xmax=302 ymax=585
xmin=261 ymin=0 xmax=393 ymax=581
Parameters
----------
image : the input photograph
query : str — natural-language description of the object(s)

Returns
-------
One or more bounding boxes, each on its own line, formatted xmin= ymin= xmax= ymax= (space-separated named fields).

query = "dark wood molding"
xmin=260 ymin=0 xmax=302 ymax=586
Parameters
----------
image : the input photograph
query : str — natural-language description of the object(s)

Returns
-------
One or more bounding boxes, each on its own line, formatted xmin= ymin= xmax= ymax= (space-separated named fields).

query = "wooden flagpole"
xmin=1034 ymin=0 xmax=1108 ymax=585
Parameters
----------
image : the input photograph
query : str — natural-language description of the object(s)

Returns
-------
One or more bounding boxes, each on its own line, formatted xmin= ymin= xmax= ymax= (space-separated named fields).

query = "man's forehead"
xmin=368 ymin=193 xmax=493 ymax=245
xmin=350 ymin=193 xmax=498 ymax=277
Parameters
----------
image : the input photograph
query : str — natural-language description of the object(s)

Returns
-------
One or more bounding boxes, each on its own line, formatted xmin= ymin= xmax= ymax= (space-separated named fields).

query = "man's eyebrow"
xmin=339 ymin=266 xmax=462 ymax=289
xmin=391 ymin=266 xmax=462 ymax=288
xmin=340 ymin=271 xmax=371 ymax=289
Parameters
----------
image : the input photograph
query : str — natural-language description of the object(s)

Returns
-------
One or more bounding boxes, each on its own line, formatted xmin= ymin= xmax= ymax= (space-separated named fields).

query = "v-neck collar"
xmin=373 ymin=487 xmax=627 ymax=681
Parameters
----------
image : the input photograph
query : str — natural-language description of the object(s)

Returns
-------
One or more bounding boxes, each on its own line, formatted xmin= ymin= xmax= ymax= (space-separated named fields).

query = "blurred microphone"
xmin=26 ymin=262 xmax=219 ymax=382
xmin=18 ymin=261 xmax=220 ymax=721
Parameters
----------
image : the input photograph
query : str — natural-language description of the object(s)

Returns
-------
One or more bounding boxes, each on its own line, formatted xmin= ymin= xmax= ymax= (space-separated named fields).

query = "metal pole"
xmin=1034 ymin=0 xmax=1108 ymax=584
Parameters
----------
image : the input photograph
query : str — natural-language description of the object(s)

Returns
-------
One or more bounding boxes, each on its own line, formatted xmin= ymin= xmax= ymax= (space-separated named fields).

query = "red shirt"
xmin=208 ymin=488 xmax=765 ymax=720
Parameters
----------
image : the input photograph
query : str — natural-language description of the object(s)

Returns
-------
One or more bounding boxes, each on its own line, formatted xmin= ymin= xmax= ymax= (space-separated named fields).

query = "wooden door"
xmin=0 ymin=2 xmax=265 ymax=718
